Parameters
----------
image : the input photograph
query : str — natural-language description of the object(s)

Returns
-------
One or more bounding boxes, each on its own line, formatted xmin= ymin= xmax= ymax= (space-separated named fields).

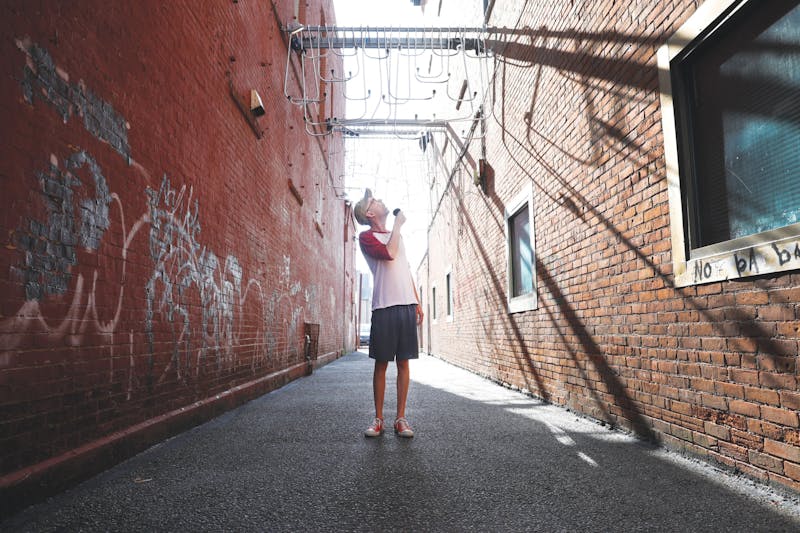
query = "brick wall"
xmin=420 ymin=0 xmax=800 ymax=493
xmin=0 ymin=0 xmax=354 ymax=501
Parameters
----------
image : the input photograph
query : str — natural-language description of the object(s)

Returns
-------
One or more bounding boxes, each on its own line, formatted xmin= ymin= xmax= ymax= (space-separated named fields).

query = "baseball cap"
xmin=353 ymin=188 xmax=373 ymax=226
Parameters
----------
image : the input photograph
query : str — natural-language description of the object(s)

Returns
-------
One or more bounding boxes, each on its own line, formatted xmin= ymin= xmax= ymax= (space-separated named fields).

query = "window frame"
xmin=445 ymin=267 xmax=454 ymax=322
xmin=504 ymin=184 xmax=537 ymax=313
xmin=431 ymin=284 xmax=437 ymax=323
xmin=658 ymin=0 xmax=800 ymax=286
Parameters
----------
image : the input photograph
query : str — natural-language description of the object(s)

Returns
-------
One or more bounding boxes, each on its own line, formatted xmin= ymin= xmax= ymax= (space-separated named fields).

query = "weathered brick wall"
xmin=420 ymin=0 xmax=800 ymax=492
xmin=0 ymin=0 xmax=354 ymax=485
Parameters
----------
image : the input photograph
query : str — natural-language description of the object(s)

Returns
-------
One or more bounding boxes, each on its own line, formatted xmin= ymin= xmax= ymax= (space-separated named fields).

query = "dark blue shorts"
xmin=369 ymin=304 xmax=419 ymax=362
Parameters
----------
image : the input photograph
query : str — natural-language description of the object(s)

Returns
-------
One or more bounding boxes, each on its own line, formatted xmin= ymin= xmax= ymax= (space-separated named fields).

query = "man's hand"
xmin=416 ymin=304 xmax=424 ymax=325
xmin=385 ymin=210 xmax=406 ymax=259
xmin=394 ymin=210 xmax=407 ymax=228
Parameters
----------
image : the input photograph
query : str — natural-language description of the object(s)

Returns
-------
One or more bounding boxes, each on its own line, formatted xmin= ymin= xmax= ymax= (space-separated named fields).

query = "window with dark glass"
xmin=672 ymin=0 xmax=800 ymax=254
xmin=505 ymin=185 xmax=536 ymax=311
xmin=446 ymin=272 xmax=452 ymax=317
xmin=509 ymin=204 xmax=533 ymax=297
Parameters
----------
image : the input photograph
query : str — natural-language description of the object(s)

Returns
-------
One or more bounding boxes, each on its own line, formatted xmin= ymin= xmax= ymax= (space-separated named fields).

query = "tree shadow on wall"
xmin=449 ymin=177 xmax=551 ymax=403
xmin=486 ymin=19 xmax=795 ymax=369
xmin=536 ymin=256 xmax=655 ymax=440
xmin=487 ymin=23 xmax=800 ymax=126
xmin=469 ymin=154 xmax=655 ymax=438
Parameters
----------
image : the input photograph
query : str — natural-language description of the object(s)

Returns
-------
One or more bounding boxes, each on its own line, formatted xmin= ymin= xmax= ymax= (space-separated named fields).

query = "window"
xmin=445 ymin=269 xmax=453 ymax=321
xmin=505 ymin=185 xmax=536 ymax=312
xmin=658 ymin=0 xmax=800 ymax=286
xmin=431 ymin=285 xmax=437 ymax=322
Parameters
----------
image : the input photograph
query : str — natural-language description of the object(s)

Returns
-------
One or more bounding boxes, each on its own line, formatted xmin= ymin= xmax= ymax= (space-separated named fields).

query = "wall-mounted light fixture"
xmin=250 ymin=89 xmax=265 ymax=117
xmin=227 ymin=74 xmax=263 ymax=139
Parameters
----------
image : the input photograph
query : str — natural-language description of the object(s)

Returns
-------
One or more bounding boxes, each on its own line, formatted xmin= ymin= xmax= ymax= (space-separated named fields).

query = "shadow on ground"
xmin=3 ymin=352 xmax=799 ymax=532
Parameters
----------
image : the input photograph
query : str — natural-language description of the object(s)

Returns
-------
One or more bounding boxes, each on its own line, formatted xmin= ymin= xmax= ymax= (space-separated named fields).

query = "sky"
xmin=332 ymin=0 xmax=430 ymax=27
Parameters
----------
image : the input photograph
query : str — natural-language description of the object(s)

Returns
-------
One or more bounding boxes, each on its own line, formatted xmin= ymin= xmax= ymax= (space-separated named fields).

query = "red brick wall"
xmin=420 ymin=0 xmax=800 ymax=492
xmin=0 ymin=0 xmax=354 ymax=481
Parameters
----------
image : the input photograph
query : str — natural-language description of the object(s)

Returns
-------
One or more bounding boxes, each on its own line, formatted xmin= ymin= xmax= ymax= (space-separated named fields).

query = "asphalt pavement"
xmin=3 ymin=351 xmax=800 ymax=532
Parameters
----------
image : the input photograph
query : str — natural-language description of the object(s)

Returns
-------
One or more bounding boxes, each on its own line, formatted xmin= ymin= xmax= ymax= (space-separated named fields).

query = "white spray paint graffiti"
xmin=4 ymin=153 xmax=323 ymax=389
xmin=2 ymin=41 xmax=329 ymax=399
xmin=2 ymin=149 xmax=136 ymax=350
xmin=263 ymin=255 xmax=322 ymax=359
xmin=144 ymin=175 xmax=272 ymax=384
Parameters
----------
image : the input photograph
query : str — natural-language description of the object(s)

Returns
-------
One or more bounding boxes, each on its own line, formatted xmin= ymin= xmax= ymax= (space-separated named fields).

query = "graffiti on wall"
xmin=16 ymin=37 xmax=131 ymax=160
xmin=1 ymin=40 xmax=324 ymax=395
xmin=14 ymin=151 xmax=112 ymax=300
xmin=143 ymin=176 xmax=321 ymax=382
xmin=685 ymin=237 xmax=800 ymax=285
xmin=145 ymin=175 xmax=247 ymax=381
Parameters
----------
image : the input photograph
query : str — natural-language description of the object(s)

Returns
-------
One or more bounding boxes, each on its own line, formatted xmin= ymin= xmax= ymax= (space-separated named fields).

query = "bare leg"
xmin=396 ymin=359 xmax=410 ymax=419
xmin=373 ymin=360 xmax=389 ymax=419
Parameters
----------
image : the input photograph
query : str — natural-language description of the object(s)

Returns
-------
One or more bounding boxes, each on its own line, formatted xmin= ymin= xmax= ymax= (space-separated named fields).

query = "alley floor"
xmin=4 ymin=352 xmax=800 ymax=532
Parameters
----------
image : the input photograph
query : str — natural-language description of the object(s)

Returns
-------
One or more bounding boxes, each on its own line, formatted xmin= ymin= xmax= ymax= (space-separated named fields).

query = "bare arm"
xmin=384 ymin=211 xmax=406 ymax=259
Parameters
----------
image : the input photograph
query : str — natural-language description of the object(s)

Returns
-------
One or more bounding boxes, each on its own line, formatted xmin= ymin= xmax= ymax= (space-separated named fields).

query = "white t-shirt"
xmin=359 ymin=230 xmax=417 ymax=310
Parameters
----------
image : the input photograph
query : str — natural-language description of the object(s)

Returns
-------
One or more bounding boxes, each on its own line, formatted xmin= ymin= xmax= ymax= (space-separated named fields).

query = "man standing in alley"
xmin=353 ymin=188 xmax=423 ymax=438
